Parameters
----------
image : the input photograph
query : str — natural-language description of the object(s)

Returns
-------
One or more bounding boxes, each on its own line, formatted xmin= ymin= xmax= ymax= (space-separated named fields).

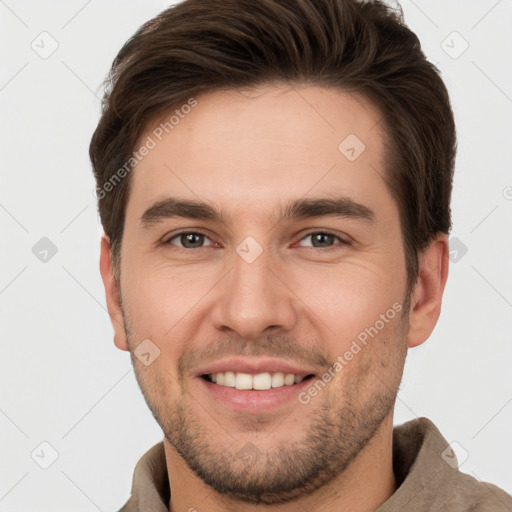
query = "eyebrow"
xmin=139 ymin=196 xmax=375 ymax=228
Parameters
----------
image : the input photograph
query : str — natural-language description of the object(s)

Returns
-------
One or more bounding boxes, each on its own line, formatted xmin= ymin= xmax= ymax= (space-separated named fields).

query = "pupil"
xmin=183 ymin=233 xmax=203 ymax=248
xmin=313 ymin=233 xmax=333 ymax=247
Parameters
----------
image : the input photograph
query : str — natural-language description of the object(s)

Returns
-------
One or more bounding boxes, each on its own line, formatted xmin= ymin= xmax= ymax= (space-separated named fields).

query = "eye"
xmin=297 ymin=231 xmax=348 ymax=250
xmin=165 ymin=231 xmax=216 ymax=249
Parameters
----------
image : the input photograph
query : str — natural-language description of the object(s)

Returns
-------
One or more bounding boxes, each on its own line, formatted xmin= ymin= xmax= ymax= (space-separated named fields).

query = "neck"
xmin=164 ymin=413 xmax=397 ymax=512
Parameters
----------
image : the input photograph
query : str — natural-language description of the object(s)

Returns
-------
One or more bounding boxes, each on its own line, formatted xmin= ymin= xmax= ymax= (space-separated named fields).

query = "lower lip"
xmin=197 ymin=376 xmax=314 ymax=413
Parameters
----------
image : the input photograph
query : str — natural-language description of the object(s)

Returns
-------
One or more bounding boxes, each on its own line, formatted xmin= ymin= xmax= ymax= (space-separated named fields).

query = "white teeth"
xmin=284 ymin=373 xmax=295 ymax=386
xmin=208 ymin=371 xmax=308 ymax=390
xmin=223 ymin=371 xmax=236 ymax=387
xmin=253 ymin=372 xmax=272 ymax=390
xmin=235 ymin=372 xmax=253 ymax=390
xmin=271 ymin=372 xmax=285 ymax=388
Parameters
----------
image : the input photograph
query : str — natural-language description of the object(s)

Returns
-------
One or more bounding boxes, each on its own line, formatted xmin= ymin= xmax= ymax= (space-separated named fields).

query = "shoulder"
xmin=442 ymin=468 xmax=512 ymax=511
xmin=382 ymin=417 xmax=512 ymax=511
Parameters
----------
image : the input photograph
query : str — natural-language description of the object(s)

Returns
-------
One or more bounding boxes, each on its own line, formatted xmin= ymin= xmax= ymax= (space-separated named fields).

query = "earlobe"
xmin=99 ymin=235 xmax=129 ymax=351
xmin=407 ymin=233 xmax=449 ymax=348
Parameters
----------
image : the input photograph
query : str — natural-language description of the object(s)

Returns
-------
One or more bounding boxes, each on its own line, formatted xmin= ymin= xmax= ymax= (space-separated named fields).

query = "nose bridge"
xmin=211 ymin=242 xmax=296 ymax=338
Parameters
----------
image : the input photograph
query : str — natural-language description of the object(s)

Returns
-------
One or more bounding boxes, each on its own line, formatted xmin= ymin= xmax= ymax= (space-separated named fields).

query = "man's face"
xmin=115 ymin=85 xmax=410 ymax=503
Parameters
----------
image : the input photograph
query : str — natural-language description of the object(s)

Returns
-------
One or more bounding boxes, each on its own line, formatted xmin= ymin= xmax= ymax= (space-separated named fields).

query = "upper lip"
xmin=194 ymin=357 xmax=318 ymax=378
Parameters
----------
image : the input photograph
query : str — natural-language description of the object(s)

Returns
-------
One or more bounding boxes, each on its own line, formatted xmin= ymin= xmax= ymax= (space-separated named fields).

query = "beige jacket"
xmin=118 ymin=417 xmax=512 ymax=511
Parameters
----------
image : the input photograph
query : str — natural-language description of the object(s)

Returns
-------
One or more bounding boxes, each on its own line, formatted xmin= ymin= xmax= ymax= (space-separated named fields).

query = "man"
xmin=90 ymin=0 xmax=512 ymax=510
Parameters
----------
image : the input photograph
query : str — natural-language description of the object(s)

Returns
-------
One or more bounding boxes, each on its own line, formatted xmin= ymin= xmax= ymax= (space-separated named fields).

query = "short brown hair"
xmin=89 ymin=0 xmax=456 ymax=290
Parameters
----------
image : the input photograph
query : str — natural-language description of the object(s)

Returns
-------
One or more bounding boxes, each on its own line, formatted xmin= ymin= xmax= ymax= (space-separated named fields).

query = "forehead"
xmin=128 ymin=84 xmax=391 ymax=219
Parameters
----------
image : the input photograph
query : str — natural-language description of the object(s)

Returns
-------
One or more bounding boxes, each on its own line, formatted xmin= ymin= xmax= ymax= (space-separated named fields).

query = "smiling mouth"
xmin=202 ymin=371 xmax=315 ymax=390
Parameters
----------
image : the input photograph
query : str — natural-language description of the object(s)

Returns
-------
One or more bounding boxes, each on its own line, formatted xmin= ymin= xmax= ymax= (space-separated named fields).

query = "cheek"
xmin=324 ymin=303 xmax=407 ymax=405
xmin=121 ymin=263 xmax=217 ymax=340
xmin=289 ymin=258 xmax=406 ymax=343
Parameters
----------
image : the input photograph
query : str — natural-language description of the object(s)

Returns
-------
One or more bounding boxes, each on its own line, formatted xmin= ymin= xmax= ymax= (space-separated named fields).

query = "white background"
xmin=0 ymin=0 xmax=511 ymax=510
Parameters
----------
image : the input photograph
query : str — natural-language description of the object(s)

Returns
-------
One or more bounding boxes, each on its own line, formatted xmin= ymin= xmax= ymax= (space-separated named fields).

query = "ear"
xmin=99 ymin=235 xmax=129 ymax=351
xmin=407 ymin=233 xmax=449 ymax=348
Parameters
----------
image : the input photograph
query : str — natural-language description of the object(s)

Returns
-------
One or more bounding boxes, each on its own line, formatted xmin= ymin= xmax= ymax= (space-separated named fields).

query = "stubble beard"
xmin=125 ymin=306 xmax=409 ymax=505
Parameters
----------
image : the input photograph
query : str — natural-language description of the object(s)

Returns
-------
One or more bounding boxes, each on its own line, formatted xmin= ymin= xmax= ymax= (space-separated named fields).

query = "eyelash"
xmin=299 ymin=230 xmax=351 ymax=250
xmin=163 ymin=230 xmax=350 ymax=252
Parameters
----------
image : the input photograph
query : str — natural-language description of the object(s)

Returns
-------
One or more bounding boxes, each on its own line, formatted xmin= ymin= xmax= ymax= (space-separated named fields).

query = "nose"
xmin=210 ymin=247 xmax=298 ymax=340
